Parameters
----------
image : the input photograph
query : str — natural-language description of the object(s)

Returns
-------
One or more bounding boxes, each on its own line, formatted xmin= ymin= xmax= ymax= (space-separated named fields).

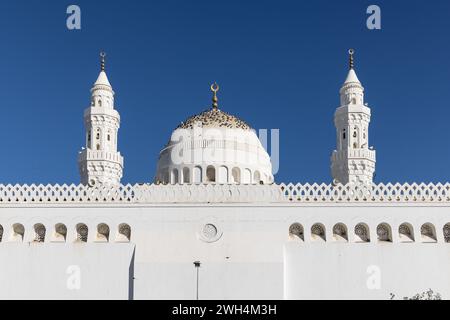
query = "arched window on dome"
xmin=183 ymin=167 xmax=190 ymax=184
xmin=289 ymin=223 xmax=304 ymax=241
xmin=116 ymin=223 xmax=131 ymax=242
xmin=354 ymin=223 xmax=370 ymax=242
xmin=53 ymin=223 xmax=67 ymax=242
xmin=377 ymin=223 xmax=392 ymax=242
xmin=333 ymin=223 xmax=348 ymax=242
xmin=232 ymin=167 xmax=241 ymax=184
xmin=193 ymin=166 xmax=202 ymax=184
xmin=421 ymin=223 xmax=436 ymax=243
xmin=398 ymin=223 xmax=414 ymax=242
xmin=96 ymin=223 xmax=109 ymax=242
xmin=243 ymin=168 xmax=251 ymax=184
xmin=253 ymin=171 xmax=261 ymax=184
xmin=33 ymin=223 xmax=46 ymax=243
xmin=206 ymin=166 xmax=216 ymax=183
xmin=218 ymin=166 xmax=228 ymax=183
xmin=11 ymin=223 xmax=25 ymax=242
xmin=76 ymin=223 xmax=88 ymax=242
xmin=171 ymin=168 xmax=179 ymax=184
xmin=311 ymin=223 xmax=326 ymax=242
xmin=162 ymin=169 xmax=170 ymax=183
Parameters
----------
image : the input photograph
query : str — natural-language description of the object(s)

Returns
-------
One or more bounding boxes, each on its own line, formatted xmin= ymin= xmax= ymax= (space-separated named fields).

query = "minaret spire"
xmin=100 ymin=52 xmax=106 ymax=71
xmin=211 ymin=82 xmax=219 ymax=110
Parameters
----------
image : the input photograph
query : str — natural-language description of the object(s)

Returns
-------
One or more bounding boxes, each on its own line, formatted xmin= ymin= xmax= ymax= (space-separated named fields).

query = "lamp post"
xmin=193 ymin=261 xmax=201 ymax=300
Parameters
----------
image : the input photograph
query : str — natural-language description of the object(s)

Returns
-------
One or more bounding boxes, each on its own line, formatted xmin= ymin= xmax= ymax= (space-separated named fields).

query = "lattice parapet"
xmin=280 ymin=183 xmax=450 ymax=203
xmin=0 ymin=182 xmax=449 ymax=204
xmin=0 ymin=183 xmax=283 ymax=204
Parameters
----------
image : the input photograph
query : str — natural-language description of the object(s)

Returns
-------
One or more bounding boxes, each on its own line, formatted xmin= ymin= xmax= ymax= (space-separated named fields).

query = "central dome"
xmin=155 ymin=83 xmax=273 ymax=185
xmin=177 ymin=108 xmax=251 ymax=130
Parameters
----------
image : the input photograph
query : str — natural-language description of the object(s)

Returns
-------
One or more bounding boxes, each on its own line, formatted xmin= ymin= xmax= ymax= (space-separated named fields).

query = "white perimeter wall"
xmin=0 ymin=204 xmax=449 ymax=299
xmin=285 ymin=243 xmax=450 ymax=299
xmin=0 ymin=244 xmax=135 ymax=299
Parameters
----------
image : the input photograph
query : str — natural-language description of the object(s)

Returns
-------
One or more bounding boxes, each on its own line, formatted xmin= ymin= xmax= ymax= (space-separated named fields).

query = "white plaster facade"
xmin=0 ymin=51 xmax=449 ymax=300
xmin=1 ymin=183 xmax=450 ymax=300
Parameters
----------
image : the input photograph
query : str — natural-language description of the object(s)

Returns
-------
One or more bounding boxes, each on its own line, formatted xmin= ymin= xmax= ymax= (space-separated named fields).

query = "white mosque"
xmin=0 ymin=50 xmax=449 ymax=300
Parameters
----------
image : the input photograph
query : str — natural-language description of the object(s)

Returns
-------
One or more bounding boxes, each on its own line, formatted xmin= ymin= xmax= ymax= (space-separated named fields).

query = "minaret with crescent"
xmin=78 ymin=52 xmax=124 ymax=186
xmin=331 ymin=49 xmax=376 ymax=185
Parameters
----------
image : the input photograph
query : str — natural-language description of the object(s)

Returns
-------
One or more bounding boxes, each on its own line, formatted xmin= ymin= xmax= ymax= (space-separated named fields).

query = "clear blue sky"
xmin=0 ymin=0 xmax=449 ymax=184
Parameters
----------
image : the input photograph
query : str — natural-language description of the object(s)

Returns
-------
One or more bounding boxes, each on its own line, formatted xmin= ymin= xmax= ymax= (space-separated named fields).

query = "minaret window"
xmin=107 ymin=134 xmax=111 ymax=142
xmin=98 ymin=100 xmax=102 ymax=107
xmin=96 ymin=144 xmax=100 ymax=150
xmin=353 ymin=142 xmax=357 ymax=148
xmin=353 ymin=131 xmax=357 ymax=138
xmin=342 ymin=129 xmax=346 ymax=140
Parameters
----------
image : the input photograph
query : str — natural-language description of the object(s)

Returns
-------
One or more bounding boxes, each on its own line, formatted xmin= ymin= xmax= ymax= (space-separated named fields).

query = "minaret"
xmin=331 ymin=49 xmax=376 ymax=185
xmin=78 ymin=52 xmax=123 ymax=186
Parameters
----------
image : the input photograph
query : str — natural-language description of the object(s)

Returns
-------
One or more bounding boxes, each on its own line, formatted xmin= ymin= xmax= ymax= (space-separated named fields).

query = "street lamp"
xmin=193 ymin=261 xmax=201 ymax=300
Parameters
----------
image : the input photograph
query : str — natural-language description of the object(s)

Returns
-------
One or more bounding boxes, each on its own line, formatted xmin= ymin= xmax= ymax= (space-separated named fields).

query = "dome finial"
xmin=100 ymin=51 xmax=106 ymax=71
xmin=210 ymin=82 xmax=219 ymax=110
xmin=348 ymin=48 xmax=354 ymax=70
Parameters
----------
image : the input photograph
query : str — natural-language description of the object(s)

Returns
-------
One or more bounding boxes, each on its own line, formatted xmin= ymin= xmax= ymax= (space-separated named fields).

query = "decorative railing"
xmin=0 ymin=182 xmax=449 ymax=204
xmin=280 ymin=183 xmax=450 ymax=202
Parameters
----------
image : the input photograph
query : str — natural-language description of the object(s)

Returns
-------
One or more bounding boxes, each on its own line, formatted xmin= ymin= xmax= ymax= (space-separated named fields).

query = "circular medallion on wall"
xmin=198 ymin=218 xmax=222 ymax=243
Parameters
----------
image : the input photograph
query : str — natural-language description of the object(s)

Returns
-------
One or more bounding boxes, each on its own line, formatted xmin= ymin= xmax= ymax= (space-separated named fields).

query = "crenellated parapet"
xmin=1 ymin=183 xmax=450 ymax=204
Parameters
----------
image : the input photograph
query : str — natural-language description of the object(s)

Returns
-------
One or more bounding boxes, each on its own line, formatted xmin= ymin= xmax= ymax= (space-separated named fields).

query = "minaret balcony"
xmin=332 ymin=148 xmax=376 ymax=162
xmin=78 ymin=149 xmax=124 ymax=167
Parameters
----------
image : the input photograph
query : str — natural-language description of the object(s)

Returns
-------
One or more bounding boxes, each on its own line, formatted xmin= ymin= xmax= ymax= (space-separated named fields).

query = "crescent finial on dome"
xmin=211 ymin=82 xmax=219 ymax=110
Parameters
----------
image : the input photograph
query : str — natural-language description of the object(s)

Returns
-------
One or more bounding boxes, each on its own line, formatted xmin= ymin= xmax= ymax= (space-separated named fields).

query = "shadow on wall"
xmin=128 ymin=247 xmax=135 ymax=300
